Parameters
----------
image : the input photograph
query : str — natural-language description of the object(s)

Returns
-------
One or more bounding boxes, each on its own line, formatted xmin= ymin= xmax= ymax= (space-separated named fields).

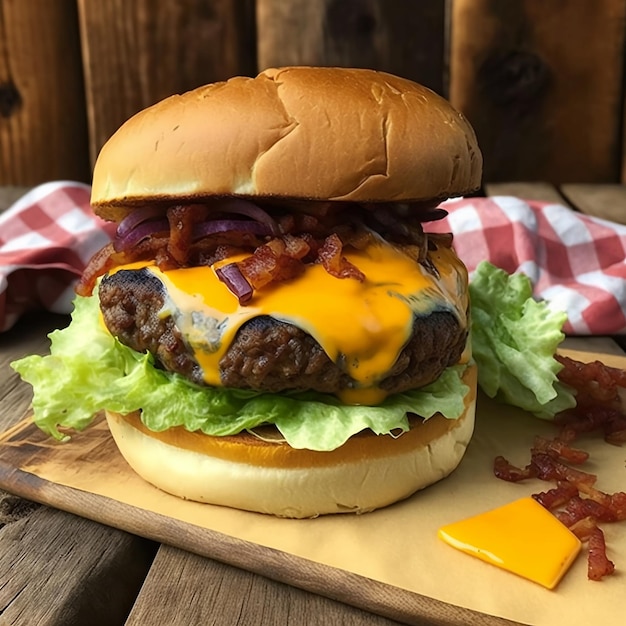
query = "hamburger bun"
xmin=74 ymin=66 xmax=483 ymax=518
xmin=91 ymin=66 xmax=482 ymax=221
xmin=105 ymin=364 xmax=477 ymax=518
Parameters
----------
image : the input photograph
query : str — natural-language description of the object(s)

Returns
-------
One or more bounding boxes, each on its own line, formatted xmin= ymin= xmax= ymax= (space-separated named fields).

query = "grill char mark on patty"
xmin=98 ymin=268 xmax=467 ymax=395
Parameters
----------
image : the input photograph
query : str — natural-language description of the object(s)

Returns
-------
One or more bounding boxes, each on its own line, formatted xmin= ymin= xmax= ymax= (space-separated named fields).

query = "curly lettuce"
xmin=469 ymin=261 xmax=575 ymax=418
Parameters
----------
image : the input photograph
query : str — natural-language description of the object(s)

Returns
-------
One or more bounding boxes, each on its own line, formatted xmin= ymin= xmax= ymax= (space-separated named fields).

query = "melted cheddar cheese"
xmin=438 ymin=497 xmax=582 ymax=589
xmin=115 ymin=238 xmax=468 ymax=404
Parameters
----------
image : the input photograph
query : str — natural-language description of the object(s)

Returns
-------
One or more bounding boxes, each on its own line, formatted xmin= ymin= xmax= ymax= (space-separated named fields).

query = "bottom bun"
xmin=106 ymin=364 xmax=477 ymax=518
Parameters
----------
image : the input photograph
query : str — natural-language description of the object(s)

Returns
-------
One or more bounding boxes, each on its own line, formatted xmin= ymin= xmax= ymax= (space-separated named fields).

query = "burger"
xmin=16 ymin=67 xmax=483 ymax=518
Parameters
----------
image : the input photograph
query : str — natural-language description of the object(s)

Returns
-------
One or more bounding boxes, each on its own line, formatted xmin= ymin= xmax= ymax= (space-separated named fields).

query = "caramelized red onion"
xmin=116 ymin=206 xmax=166 ymax=238
xmin=215 ymin=262 xmax=253 ymax=305
xmin=192 ymin=220 xmax=272 ymax=240
xmin=113 ymin=199 xmax=279 ymax=254
xmin=215 ymin=198 xmax=280 ymax=235
xmin=114 ymin=219 xmax=170 ymax=252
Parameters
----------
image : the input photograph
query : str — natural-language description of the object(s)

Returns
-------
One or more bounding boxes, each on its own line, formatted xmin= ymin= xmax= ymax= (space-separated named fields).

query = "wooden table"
xmin=1 ymin=183 xmax=625 ymax=625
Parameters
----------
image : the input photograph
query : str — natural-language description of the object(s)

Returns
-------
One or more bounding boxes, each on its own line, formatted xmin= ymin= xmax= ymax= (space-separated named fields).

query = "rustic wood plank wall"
xmin=256 ymin=0 xmax=446 ymax=94
xmin=76 ymin=0 xmax=256 ymax=168
xmin=449 ymin=0 xmax=626 ymax=185
xmin=0 ymin=0 xmax=89 ymax=185
xmin=1 ymin=0 xmax=626 ymax=189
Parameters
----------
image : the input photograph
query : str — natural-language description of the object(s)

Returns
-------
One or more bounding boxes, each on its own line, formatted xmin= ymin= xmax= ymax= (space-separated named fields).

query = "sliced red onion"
xmin=114 ymin=219 xmax=170 ymax=252
xmin=212 ymin=198 xmax=279 ymax=235
xmin=215 ymin=263 xmax=253 ymax=305
xmin=116 ymin=206 xmax=167 ymax=238
xmin=192 ymin=219 xmax=272 ymax=240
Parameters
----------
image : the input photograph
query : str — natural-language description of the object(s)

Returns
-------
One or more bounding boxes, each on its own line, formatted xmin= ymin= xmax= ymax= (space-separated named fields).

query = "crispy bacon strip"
xmin=167 ymin=204 xmax=209 ymax=265
xmin=531 ymin=435 xmax=589 ymax=464
xmin=76 ymin=243 xmax=119 ymax=296
xmin=493 ymin=456 xmax=534 ymax=482
xmin=76 ymin=236 xmax=169 ymax=296
xmin=237 ymin=235 xmax=310 ymax=290
xmin=588 ymin=526 xmax=615 ymax=581
xmin=533 ymin=481 xmax=579 ymax=510
xmin=317 ymin=233 xmax=365 ymax=281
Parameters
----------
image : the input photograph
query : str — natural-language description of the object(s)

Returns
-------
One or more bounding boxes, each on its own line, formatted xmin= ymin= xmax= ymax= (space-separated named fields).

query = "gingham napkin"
xmin=1 ymin=183 xmax=625 ymax=335
xmin=0 ymin=182 xmax=116 ymax=331
xmin=428 ymin=195 xmax=626 ymax=335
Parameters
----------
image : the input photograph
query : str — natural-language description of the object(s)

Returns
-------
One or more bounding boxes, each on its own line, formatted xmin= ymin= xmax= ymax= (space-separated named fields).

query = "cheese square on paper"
xmin=438 ymin=497 xmax=582 ymax=589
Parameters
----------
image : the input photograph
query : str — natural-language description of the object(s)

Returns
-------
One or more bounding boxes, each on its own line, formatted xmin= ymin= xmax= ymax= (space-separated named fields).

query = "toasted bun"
xmin=105 ymin=364 xmax=477 ymax=518
xmin=91 ymin=66 xmax=482 ymax=222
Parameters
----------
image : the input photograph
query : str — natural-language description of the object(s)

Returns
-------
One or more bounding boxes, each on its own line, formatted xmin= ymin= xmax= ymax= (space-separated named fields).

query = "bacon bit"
xmin=237 ymin=236 xmax=308 ymax=290
xmin=568 ymin=515 xmax=598 ymax=541
xmin=557 ymin=355 xmax=626 ymax=398
xmin=531 ymin=435 xmax=589 ymax=464
xmin=588 ymin=527 xmax=615 ymax=581
xmin=555 ymin=354 xmax=626 ymax=447
xmin=533 ymin=481 xmax=579 ymax=510
xmin=531 ymin=452 xmax=597 ymax=486
xmin=558 ymin=408 xmax=626 ymax=447
xmin=317 ymin=233 xmax=365 ymax=281
xmin=556 ymin=495 xmax=618 ymax=527
xmin=493 ymin=456 xmax=534 ymax=482
xmin=277 ymin=233 xmax=310 ymax=260
xmin=166 ymin=204 xmax=209 ymax=265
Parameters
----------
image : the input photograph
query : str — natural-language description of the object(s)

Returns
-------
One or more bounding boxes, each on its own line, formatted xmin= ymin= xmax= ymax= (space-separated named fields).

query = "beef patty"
xmin=98 ymin=268 xmax=467 ymax=395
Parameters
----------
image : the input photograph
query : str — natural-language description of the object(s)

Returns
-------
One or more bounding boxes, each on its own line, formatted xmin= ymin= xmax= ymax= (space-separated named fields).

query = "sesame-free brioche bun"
xmin=105 ymin=364 xmax=477 ymax=518
xmin=91 ymin=66 xmax=482 ymax=221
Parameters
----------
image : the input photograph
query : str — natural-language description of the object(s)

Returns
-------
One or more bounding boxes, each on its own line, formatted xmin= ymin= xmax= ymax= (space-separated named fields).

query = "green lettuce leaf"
xmin=11 ymin=293 xmax=469 ymax=451
xmin=468 ymin=261 xmax=576 ymax=418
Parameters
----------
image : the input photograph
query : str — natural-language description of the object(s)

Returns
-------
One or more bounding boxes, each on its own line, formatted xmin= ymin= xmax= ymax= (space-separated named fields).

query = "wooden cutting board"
xmin=1 ymin=333 xmax=625 ymax=626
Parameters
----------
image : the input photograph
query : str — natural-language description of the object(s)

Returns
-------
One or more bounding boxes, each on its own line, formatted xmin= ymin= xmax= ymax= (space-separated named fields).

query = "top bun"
xmin=91 ymin=66 xmax=482 ymax=221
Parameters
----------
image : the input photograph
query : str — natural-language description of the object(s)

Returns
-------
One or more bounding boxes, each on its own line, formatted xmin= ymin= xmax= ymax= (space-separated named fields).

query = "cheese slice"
xmin=141 ymin=238 xmax=468 ymax=404
xmin=438 ymin=497 xmax=581 ymax=589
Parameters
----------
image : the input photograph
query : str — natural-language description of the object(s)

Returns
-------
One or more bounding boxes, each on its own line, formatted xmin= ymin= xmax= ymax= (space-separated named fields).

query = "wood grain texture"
xmin=77 ymin=0 xmax=256 ymax=168
xmin=0 ymin=0 xmax=90 ymax=185
xmin=560 ymin=183 xmax=626 ymax=225
xmin=484 ymin=182 xmax=567 ymax=204
xmin=256 ymin=0 xmax=447 ymax=94
xmin=449 ymin=0 xmax=626 ymax=184
xmin=0 ymin=185 xmax=30 ymax=212
xmin=126 ymin=545 xmax=406 ymax=626
xmin=0 ymin=506 xmax=156 ymax=626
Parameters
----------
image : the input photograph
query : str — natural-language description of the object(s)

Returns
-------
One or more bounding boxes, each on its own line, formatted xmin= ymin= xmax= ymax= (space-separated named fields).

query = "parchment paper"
xmin=1 ymin=337 xmax=624 ymax=626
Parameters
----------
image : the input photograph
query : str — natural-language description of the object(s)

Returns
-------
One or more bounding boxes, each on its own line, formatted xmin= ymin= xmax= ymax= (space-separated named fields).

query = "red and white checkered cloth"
xmin=0 ymin=182 xmax=116 ymax=331
xmin=1 ymin=183 xmax=626 ymax=335
xmin=428 ymin=196 xmax=626 ymax=335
